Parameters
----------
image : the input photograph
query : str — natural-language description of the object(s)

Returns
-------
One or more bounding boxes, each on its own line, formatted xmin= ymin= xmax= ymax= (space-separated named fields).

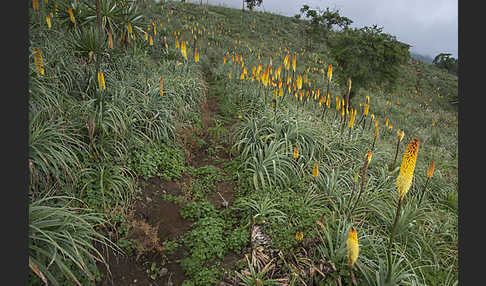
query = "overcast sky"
xmin=190 ymin=0 xmax=457 ymax=59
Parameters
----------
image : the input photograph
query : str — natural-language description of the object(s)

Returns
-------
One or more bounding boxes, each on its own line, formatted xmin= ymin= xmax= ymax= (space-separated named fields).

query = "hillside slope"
xmin=28 ymin=1 xmax=457 ymax=285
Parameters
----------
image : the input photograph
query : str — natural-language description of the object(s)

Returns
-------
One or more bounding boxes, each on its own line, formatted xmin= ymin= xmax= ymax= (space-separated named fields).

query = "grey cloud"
xmin=187 ymin=0 xmax=457 ymax=58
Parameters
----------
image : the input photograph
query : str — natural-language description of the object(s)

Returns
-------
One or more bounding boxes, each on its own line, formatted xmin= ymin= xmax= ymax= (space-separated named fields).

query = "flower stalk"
xmin=386 ymin=138 xmax=420 ymax=283
xmin=418 ymin=160 xmax=435 ymax=205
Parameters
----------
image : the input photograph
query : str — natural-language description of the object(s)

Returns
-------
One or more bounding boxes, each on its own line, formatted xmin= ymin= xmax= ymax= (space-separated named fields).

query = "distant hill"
xmin=410 ymin=52 xmax=433 ymax=64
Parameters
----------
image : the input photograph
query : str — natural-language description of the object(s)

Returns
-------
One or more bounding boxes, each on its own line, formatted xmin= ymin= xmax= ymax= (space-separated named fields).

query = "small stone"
xmin=167 ymin=281 xmax=173 ymax=286
xmin=159 ymin=268 xmax=168 ymax=277
xmin=133 ymin=279 xmax=137 ymax=283
xmin=146 ymin=197 xmax=153 ymax=203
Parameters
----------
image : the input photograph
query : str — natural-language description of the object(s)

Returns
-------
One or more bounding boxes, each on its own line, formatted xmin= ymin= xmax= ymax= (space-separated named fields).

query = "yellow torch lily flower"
xmin=46 ymin=15 xmax=52 ymax=29
xmin=297 ymin=74 xmax=302 ymax=90
xmin=364 ymin=103 xmax=369 ymax=116
xmin=397 ymin=129 xmax=405 ymax=142
xmin=107 ymin=31 xmax=113 ymax=49
xmin=97 ymin=71 xmax=106 ymax=90
xmin=327 ymin=64 xmax=333 ymax=83
xmin=293 ymin=146 xmax=299 ymax=159
xmin=295 ymin=232 xmax=303 ymax=241
xmin=292 ymin=53 xmax=296 ymax=72
xmin=313 ymin=163 xmax=319 ymax=177
xmin=427 ymin=160 xmax=435 ymax=179
xmin=33 ymin=0 xmax=39 ymax=11
xmin=127 ymin=23 xmax=133 ymax=35
xmin=32 ymin=48 xmax=45 ymax=76
xmin=396 ymin=138 xmax=420 ymax=200
xmin=159 ymin=77 xmax=163 ymax=97
xmin=68 ymin=7 xmax=76 ymax=24
xmin=195 ymin=48 xmax=199 ymax=62
xmin=348 ymin=109 xmax=356 ymax=128
xmin=181 ymin=40 xmax=187 ymax=61
xmin=346 ymin=227 xmax=359 ymax=268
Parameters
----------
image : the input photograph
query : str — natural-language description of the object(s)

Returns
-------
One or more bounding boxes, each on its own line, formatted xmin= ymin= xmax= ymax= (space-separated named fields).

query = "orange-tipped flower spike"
xmin=97 ymin=71 xmax=106 ymax=90
xmin=297 ymin=74 xmax=302 ymax=90
xmin=327 ymin=64 xmax=333 ymax=83
xmin=348 ymin=109 xmax=356 ymax=128
xmin=32 ymin=48 xmax=45 ymax=76
xmin=68 ymin=7 xmax=76 ymax=24
xmin=396 ymin=138 xmax=420 ymax=200
xmin=195 ymin=48 xmax=200 ymax=63
xmin=427 ymin=160 xmax=435 ymax=179
xmin=228 ymin=72 xmax=231 ymax=80
xmin=46 ymin=15 xmax=52 ymax=29
xmin=33 ymin=0 xmax=39 ymax=11
xmin=292 ymin=53 xmax=296 ymax=72
xmin=364 ymin=103 xmax=369 ymax=116
xmin=366 ymin=151 xmax=373 ymax=165
xmin=397 ymin=129 xmax=405 ymax=142
xmin=293 ymin=146 xmax=299 ymax=159
xmin=107 ymin=31 xmax=113 ymax=49
xmin=127 ymin=23 xmax=133 ymax=36
xmin=346 ymin=227 xmax=359 ymax=268
xmin=313 ymin=163 xmax=319 ymax=177
xmin=159 ymin=77 xmax=163 ymax=97
xmin=181 ymin=41 xmax=187 ymax=61
xmin=295 ymin=232 xmax=303 ymax=241
xmin=149 ymin=35 xmax=153 ymax=46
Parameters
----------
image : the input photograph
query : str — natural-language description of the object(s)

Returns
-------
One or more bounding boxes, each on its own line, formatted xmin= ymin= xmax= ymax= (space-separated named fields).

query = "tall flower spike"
xmin=68 ymin=7 xmax=76 ymax=24
xmin=97 ymin=71 xmax=106 ymax=90
xmin=347 ymin=227 xmax=359 ymax=268
xmin=348 ymin=109 xmax=356 ymax=128
xmin=327 ymin=64 xmax=333 ymax=83
xmin=107 ymin=31 xmax=113 ymax=49
xmin=33 ymin=48 xmax=45 ymax=76
xmin=397 ymin=129 xmax=405 ymax=142
xmin=396 ymin=138 xmax=420 ymax=200
xmin=313 ymin=163 xmax=319 ymax=177
xmin=363 ymin=103 xmax=369 ymax=116
xmin=181 ymin=40 xmax=187 ymax=61
xmin=33 ymin=0 xmax=39 ymax=11
xmin=293 ymin=146 xmax=299 ymax=159
xmin=46 ymin=15 xmax=52 ymax=29
xmin=292 ymin=53 xmax=296 ymax=72
xmin=427 ymin=160 xmax=435 ymax=179
xmin=159 ymin=77 xmax=163 ymax=97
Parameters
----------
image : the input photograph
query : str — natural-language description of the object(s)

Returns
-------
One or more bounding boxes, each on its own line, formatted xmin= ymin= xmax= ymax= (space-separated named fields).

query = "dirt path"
xmin=98 ymin=65 xmax=238 ymax=286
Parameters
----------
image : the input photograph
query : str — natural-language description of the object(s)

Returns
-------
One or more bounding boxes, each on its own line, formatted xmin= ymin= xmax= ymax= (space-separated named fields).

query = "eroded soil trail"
xmin=99 ymin=66 xmax=238 ymax=286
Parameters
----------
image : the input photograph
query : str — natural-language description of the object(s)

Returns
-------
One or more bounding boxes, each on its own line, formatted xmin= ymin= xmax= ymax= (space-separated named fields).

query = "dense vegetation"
xmin=28 ymin=1 xmax=458 ymax=285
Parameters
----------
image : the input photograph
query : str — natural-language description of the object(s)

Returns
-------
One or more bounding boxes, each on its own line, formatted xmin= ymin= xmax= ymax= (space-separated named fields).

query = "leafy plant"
xmin=29 ymin=196 xmax=118 ymax=286
xmin=129 ymin=142 xmax=185 ymax=180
